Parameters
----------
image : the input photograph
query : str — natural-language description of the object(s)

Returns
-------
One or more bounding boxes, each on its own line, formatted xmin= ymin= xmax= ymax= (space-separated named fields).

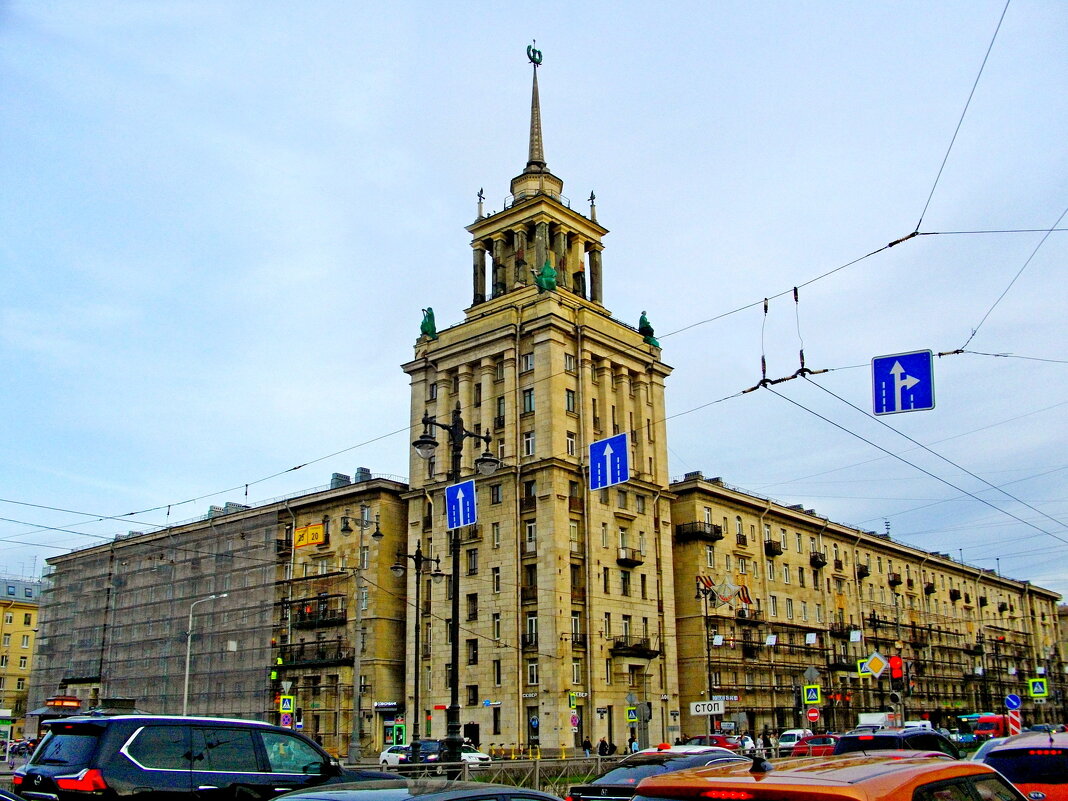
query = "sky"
xmin=2 ymin=2 xmax=1066 ymax=598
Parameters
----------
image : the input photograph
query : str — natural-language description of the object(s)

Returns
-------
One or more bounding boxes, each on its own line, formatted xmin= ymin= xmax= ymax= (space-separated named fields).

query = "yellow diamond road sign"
xmin=865 ymin=652 xmax=888 ymax=678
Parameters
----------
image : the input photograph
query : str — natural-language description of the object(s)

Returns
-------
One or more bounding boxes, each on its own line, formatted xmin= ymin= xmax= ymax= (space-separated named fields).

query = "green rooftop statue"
xmin=638 ymin=310 xmax=659 ymax=347
xmin=420 ymin=307 xmax=438 ymax=340
xmin=533 ymin=259 xmax=557 ymax=293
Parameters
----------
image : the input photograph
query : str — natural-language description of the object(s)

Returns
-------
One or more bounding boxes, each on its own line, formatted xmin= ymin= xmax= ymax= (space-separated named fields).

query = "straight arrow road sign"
xmin=589 ymin=433 xmax=629 ymax=491
xmin=445 ymin=479 xmax=477 ymax=530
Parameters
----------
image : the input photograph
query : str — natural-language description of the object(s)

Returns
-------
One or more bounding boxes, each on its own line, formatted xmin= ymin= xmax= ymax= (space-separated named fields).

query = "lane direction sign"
xmin=590 ymin=433 xmax=629 ymax=491
xmin=1005 ymin=694 xmax=1022 ymax=710
xmin=872 ymin=350 xmax=935 ymax=415
xmin=445 ymin=479 xmax=477 ymax=530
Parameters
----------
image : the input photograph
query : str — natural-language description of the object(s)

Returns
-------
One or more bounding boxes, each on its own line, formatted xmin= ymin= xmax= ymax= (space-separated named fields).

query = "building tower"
xmin=402 ymin=49 xmax=678 ymax=753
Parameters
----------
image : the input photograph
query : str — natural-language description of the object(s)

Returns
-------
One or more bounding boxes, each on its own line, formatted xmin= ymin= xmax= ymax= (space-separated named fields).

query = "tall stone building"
xmin=0 ymin=577 xmax=42 ymax=738
xmin=400 ymin=57 xmax=677 ymax=751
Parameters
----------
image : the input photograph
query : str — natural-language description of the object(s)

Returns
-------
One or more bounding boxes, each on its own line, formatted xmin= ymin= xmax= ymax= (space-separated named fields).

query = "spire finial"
xmin=525 ymin=41 xmax=546 ymax=173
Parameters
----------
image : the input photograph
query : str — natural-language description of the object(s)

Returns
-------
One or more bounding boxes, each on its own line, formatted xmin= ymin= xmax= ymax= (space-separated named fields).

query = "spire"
xmin=526 ymin=44 xmax=546 ymax=173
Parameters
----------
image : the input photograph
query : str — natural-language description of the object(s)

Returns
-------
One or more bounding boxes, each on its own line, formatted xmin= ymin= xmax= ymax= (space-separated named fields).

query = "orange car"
xmin=631 ymin=753 xmax=1026 ymax=801
xmin=978 ymin=731 xmax=1068 ymax=801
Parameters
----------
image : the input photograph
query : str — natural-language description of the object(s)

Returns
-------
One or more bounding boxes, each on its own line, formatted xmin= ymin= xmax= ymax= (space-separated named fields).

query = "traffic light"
xmin=889 ymin=655 xmax=904 ymax=691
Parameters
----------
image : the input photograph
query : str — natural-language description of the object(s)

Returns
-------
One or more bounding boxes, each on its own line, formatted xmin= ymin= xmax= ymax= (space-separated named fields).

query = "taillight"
xmin=700 ymin=792 xmax=753 ymax=800
xmin=56 ymin=769 xmax=108 ymax=792
xmin=11 ymin=775 xmax=22 ymax=786
xmin=858 ymin=735 xmax=874 ymax=740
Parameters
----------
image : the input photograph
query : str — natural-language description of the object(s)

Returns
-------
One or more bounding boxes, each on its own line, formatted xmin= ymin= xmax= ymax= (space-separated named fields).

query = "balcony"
xmin=978 ymin=596 xmax=988 ymax=607
xmin=998 ymin=602 xmax=1009 ymax=613
xmin=833 ymin=558 xmax=844 ymax=572
xmin=810 ymin=551 xmax=827 ymax=569
xmin=609 ymin=635 xmax=660 ymax=659
xmin=461 ymin=526 xmax=482 ymax=543
xmin=674 ymin=521 xmax=724 ymax=545
xmin=856 ymin=564 xmax=870 ymax=579
xmin=906 ymin=578 xmax=915 ymax=589
xmin=276 ymin=538 xmax=293 ymax=555
xmin=888 ymin=572 xmax=903 ymax=587
xmin=828 ymin=623 xmax=852 ymax=640
xmin=742 ymin=643 xmax=760 ymax=659
xmin=421 ymin=642 xmax=432 ymax=658
xmin=616 ymin=547 xmax=644 ymax=567
xmin=292 ymin=609 xmax=347 ymax=630
xmin=764 ymin=540 xmax=783 ymax=557
xmin=568 ymin=496 xmax=584 ymax=512
xmin=520 ymin=496 xmax=537 ymax=512
xmin=571 ymin=632 xmax=587 ymax=648
xmin=963 ymin=642 xmax=984 ymax=656
xmin=521 ymin=633 xmax=538 ymax=648
xmin=493 ymin=415 xmax=505 ymax=430
xmin=949 ymin=588 xmax=962 ymax=602
xmin=736 ymin=533 xmax=748 ymax=547
xmin=277 ymin=642 xmax=354 ymax=669
xmin=924 ymin=582 xmax=936 ymax=595
xmin=828 ymin=659 xmax=853 ymax=672
xmin=736 ymin=608 xmax=763 ymax=624
xmin=571 ymin=586 xmax=587 ymax=604
xmin=521 ymin=585 xmax=538 ymax=604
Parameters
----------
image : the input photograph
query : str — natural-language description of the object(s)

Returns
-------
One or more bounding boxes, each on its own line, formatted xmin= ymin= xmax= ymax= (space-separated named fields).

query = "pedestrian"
xmin=597 ymin=736 xmax=609 ymax=756
xmin=582 ymin=736 xmax=593 ymax=757
xmin=608 ymin=741 xmax=618 ymax=755
xmin=627 ymin=735 xmax=638 ymax=753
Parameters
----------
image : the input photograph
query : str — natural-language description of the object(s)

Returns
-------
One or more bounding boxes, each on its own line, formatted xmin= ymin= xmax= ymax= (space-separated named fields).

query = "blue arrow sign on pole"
xmin=445 ymin=479 xmax=477 ymax=530
xmin=1005 ymin=694 xmax=1022 ymax=710
xmin=589 ymin=433 xmax=629 ymax=491
xmin=872 ymin=350 xmax=935 ymax=415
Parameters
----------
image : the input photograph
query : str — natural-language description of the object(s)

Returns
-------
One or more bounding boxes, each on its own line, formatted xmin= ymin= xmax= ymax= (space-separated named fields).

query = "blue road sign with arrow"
xmin=872 ymin=350 xmax=935 ymax=415
xmin=589 ymin=433 xmax=629 ymax=491
xmin=445 ymin=479 xmax=477 ymax=530
xmin=1005 ymin=694 xmax=1022 ymax=710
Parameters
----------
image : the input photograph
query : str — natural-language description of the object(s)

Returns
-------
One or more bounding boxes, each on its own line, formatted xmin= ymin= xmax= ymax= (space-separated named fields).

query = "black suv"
xmin=14 ymin=715 xmax=393 ymax=801
xmin=567 ymin=747 xmax=749 ymax=801
xmin=832 ymin=727 xmax=961 ymax=759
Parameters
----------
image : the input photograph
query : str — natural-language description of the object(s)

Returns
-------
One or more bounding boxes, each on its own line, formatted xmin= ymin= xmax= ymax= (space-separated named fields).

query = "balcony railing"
xmin=949 ymin=588 xmax=962 ymax=601
xmin=521 ymin=586 xmax=538 ymax=603
xmin=810 ymin=551 xmax=827 ymax=569
xmin=736 ymin=533 xmax=748 ymax=547
xmin=571 ymin=632 xmax=587 ymax=648
xmin=833 ymin=558 xmax=844 ymax=572
xmin=521 ymin=633 xmax=538 ymax=648
xmin=609 ymin=635 xmax=660 ymax=659
xmin=568 ymin=496 xmax=584 ymax=512
xmin=674 ymin=522 xmax=724 ymax=544
xmin=277 ymin=643 xmax=354 ymax=668
xmin=616 ymin=547 xmax=644 ymax=567
xmin=924 ymin=582 xmax=936 ymax=595
xmin=520 ymin=496 xmax=537 ymax=512
xmin=292 ymin=609 xmax=347 ymax=629
xmin=888 ymin=572 xmax=903 ymax=587
xmin=571 ymin=587 xmax=587 ymax=604
xmin=856 ymin=564 xmax=870 ymax=579
xmin=763 ymin=540 xmax=783 ymax=557
xmin=737 ymin=608 xmax=763 ymax=624
xmin=493 ymin=415 xmax=505 ymax=429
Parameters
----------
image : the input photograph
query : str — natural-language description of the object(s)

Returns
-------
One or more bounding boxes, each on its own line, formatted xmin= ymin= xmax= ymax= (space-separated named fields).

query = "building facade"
xmin=0 ymin=577 xmax=42 ymax=738
xmin=28 ymin=59 xmax=1064 ymax=757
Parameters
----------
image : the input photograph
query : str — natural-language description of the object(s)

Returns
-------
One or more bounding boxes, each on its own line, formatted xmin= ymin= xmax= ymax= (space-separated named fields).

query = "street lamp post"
xmin=695 ymin=582 xmax=715 ymax=738
xmin=392 ymin=543 xmax=443 ymax=765
xmin=183 ymin=593 xmax=227 ymax=715
xmin=412 ymin=401 xmax=501 ymax=765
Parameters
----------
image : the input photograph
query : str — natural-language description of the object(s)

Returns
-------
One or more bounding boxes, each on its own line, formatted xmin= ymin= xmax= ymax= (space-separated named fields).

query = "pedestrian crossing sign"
xmin=1029 ymin=678 xmax=1049 ymax=698
xmin=626 ymin=706 xmax=638 ymax=723
xmin=804 ymin=685 xmax=822 ymax=705
xmin=279 ymin=695 xmax=295 ymax=713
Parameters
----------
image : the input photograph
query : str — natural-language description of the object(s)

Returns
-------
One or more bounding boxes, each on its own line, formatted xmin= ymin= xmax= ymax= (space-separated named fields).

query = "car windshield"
xmin=984 ymin=748 xmax=1068 ymax=784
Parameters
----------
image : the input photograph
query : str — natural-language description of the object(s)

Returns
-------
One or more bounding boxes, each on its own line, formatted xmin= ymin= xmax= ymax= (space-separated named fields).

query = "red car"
xmin=791 ymin=734 xmax=840 ymax=756
xmin=683 ymin=734 xmax=740 ymax=750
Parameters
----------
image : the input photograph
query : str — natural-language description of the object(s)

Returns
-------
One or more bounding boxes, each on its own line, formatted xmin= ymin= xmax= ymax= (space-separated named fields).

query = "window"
xmin=604 ymin=612 xmax=612 ymax=636
xmin=815 ymin=603 xmax=823 ymax=622
xmin=738 ymin=558 xmax=747 ymax=574
xmin=572 ymin=660 xmax=582 ymax=684
xmin=766 ymin=560 xmax=774 ymax=580
xmin=2 ymin=634 xmax=9 ymax=647
xmin=491 ymin=521 xmax=500 ymax=548
xmin=525 ymin=522 xmax=537 ymax=550
xmin=466 ymin=638 xmax=478 ymax=665
xmin=801 ymin=601 xmax=808 ymax=621
xmin=565 ymin=389 xmax=576 ymax=412
xmin=466 ymin=593 xmax=478 ymax=621
xmin=605 ymin=658 xmax=613 ymax=684
xmin=495 ymin=360 xmax=505 ymax=380
xmin=769 ymin=596 xmax=778 ymax=617
xmin=621 ymin=571 xmax=631 ymax=597
xmin=564 ymin=353 xmax=576 ymax=373
xmin=706 ymin=546 xmax=715 ymax=567
xmin=526 ymin=660 xmax=539 ymax=685
xmin=6 ymin=586 xmax=14 ymax=596
xmin=491 ymin=566 xmax=501 ymax=593
xmin=566 ymin=431 xmax=576 ymax=456
xmin=492 ymin=613 xmax=501 ymax=640
xmin=783 ymin=564 xmax=791 ymax=584
xmin=798 ymin=567 xmax=806 ymax=587
xmin=724 ymin=554 xmax=732 ymax=572
xmin=735 ymin=517 xmax=743 ymax=536
xmin=18 ymin=655 xmax=27 ymax=669
xmin=603 ymin=568 xmax=611 ymax=593
xmin=467 ymin=685 xmax=479 ymax=707
xmin=15 ymin=677 xmax=25 ymax=691
xmin=617 ymin=490 xmax=627 ymax=509
xmin=490 ymin=484 xmax=502 ymax=504
xmin=601 ymin=523 xmax=609 ymax=548
xmin=359 ymin=587 xmax=369 ymax=610
xmin=522 ymin=388 xmax=535 ymax=413
xmin=493 ymin=660 xmax=502 ymax=685
xmin=24 ymin=587 xmax=32 ymax=598
xmin=520 ymin=353 xmax=534 ymax=373
xmin=522 ymin=431 xmax=535 ymax=456
xmin=0 ymin=656 xmax=6 ymax=668
xmin=786 ymin=598 xmax=794 ymax=619
xmin=466 ymin=548 xmax=478 ymax=576
xmin=2 ymin=613 xmax=9 ymax=624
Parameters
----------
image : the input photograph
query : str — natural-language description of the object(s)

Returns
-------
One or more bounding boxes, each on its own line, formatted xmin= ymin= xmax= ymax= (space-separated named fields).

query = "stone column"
xmin=571 ymin=237 xmax=587 ymax=298
xmin=589 ymin=245 xmax=604 ymax=305
xmin=513 ymin=227 xmax=529 ymax=287
xmin=553 ymin=228 xmax=569 ymax=290
xmin=492 ymin=235 xmax=507 ymax=297
xmin=472 ymin=244 xmax=487 ymax=305
xmin=596 ymin=358 xmax=612 ymax=439
xmin=633 ymin=376 xmax=649 ymax=480
xmin=534 ymin=221 xmax=549 ymax=278
xmin=457 ymin=364 xmax=475 ymax=469
xmin=479 ymin=358 xmax=496 ymax=451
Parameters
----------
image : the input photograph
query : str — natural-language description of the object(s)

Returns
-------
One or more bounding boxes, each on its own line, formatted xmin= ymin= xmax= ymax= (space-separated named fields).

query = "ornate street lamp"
xmin=391 ymin=543 xmax=444 ymax=765
xmin=412 ymin=402 xmax=501 ymax=765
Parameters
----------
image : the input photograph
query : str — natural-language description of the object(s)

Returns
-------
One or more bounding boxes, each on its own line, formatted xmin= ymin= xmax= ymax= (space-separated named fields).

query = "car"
xmin=775 ymin=728 xmax=815 ymax=755
xmin=976 ymin=730 xmax=1068 ymax=800
xmin=971 ymin=736 xmax=1008 ymax=762
xmin=791 ymin=733 xmax=841 ymax=756
xmin=683 ymin=734 xmax=741 ymax=750
xmin=1027 ymin=723 xmax=1067 ymax=733
xmin=12 ymin=714 xmax=395 ymax=801
xmin=458 ymin=745 xmax=491 ymax=766
xmin=276 ymin=778 xmax=563 ymax=801
xmin=566 ymin=746 xmax=749 ymax=801
xmin=380 ymin=744 xmax=409 ymax=767
xmin=630 ymin=753 xmax=1027 ymax=801
xmin=833 ymin=726 xmax=962 ymax=759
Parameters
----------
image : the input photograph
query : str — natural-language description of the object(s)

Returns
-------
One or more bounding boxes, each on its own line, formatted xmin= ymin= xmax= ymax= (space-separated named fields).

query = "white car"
xmin=460 ymin=744 xmax=492 ymax=765
xmin=379 ymin=744 xmax=408 ymax=767
xmin=776 ymin=728 xmax=814 ymax=754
